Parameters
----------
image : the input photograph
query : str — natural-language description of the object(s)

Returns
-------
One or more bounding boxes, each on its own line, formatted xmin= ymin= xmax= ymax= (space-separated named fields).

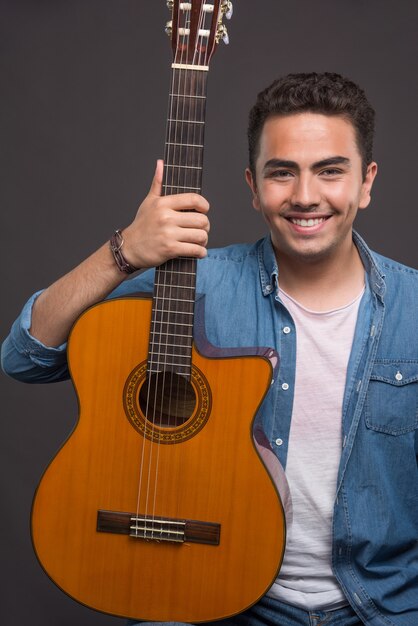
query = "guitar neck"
xmin=149 ymin=67 xmax=209 ymax=378
xmin=162 ymin=67 xmax=208 ymax=196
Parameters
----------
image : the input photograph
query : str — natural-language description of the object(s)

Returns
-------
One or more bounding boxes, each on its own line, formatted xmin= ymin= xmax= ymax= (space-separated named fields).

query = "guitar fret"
xmin=149 ymin=351 xmax=190 ymax=359
xmin=166 ymin=129 xmax=204 ymax=145
xmin=170 ymin=93 xmax=206 ymax=99
xmin=165 ymin=164 xmax=203 ymax=171
xmin=154 ymin=290 xmax=195 ymax=296
xmin=157 ymin=268 xmax=196 ymax=275
xmin=151 ymin=321 xmax=193 ymax=328
xmin=163 ymin=184 xmax=201 ymax=191
xmin=152 ymin=307 xmax=194 ymax=314
xmin=166 ymin=142 xmax=204 ymax=148
xmin=168 ymin=119 xmax=205 ymax=124
xmin=157 ymin=277 xmax=194 ymax=281
xmin=154 ymin=309 xmax=194 ymax=316
xmin=153 ymin=301 xmax=193 ymax=306
xmin=151 ymin=330 xmax=192 ymax=338
xmin=154 ymin=297 xmax=194 ymax=304
xmin=154 ymin=294 xmax=195 ymax=300
xmin=148 ymin=365 xmax=189 ymax=372
xmin=150 ymin=340 xmax=191 ymax=348
xmin=155 ymin=283 xmax=195 ymax=290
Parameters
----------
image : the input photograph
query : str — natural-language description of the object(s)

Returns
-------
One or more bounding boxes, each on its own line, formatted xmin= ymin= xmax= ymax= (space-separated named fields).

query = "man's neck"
xmin=275 ymin=238 xmax=365 ymax=312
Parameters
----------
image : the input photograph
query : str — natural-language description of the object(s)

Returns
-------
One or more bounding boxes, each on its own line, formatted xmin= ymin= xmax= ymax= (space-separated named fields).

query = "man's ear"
xmin=245 ymin=168 xmax=261 ymax=211
xmin=359 ymin=161 xmax=378 ymax=210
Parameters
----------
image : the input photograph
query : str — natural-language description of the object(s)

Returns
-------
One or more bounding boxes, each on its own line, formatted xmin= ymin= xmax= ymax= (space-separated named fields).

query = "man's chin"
xmin=275 ymin=241 xmax=337 ymax=265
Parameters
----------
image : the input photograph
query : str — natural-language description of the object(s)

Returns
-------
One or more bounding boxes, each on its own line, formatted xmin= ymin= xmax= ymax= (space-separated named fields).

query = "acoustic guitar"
xmin=31 ymin=1 xmax=286 ymax=621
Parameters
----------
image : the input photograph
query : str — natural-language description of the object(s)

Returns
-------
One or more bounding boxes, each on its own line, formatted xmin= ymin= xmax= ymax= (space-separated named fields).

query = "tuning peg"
xmin=165 ymin=20 xmax=173 ymax=37
xmin=167 ymin=0 xmax=174 ymax=10
xmin=222 ymin=1 xmax=233 ymax=19
xmin=216 ymin=23 xmax=229 ymax=45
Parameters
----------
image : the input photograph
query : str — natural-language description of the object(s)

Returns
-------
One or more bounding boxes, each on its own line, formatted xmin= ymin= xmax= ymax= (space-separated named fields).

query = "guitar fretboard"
xmin=149 ymin=68 xmax=208 ymax=378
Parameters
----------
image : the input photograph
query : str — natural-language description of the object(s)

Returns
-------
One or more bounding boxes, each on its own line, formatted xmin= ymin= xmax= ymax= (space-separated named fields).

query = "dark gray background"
xmin=1 ymin=1 xmax=417 ymax=625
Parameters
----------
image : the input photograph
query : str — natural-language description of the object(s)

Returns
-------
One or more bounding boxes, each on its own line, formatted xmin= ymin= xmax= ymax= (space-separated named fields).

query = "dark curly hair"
xmin=247 ymin=72 xmax=375 ymax=179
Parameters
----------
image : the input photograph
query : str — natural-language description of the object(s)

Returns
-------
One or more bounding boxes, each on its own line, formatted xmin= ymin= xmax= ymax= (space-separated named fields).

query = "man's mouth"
xmin=288 ymin=217 xmax=329 ymax=227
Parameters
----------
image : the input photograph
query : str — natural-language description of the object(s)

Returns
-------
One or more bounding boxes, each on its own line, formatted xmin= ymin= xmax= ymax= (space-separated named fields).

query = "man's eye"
xmin=321 ymin=168 xmax=343 ymax=176
xmin=269 ymin=170 xmax=293 ymax=179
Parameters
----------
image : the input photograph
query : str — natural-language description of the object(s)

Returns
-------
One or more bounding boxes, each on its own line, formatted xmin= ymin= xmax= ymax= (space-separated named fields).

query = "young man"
xmin=2 ymin=73 xmax=418 ymax=626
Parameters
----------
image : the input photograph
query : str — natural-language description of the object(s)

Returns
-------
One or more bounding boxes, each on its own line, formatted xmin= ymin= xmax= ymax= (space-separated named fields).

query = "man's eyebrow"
xmin=263 ymin=158 xmax=299 ymax=172
xmin=313 ymin=156 xmax=351 ymax=169
xmin=262 ymin=156 xmax=351 ymax=173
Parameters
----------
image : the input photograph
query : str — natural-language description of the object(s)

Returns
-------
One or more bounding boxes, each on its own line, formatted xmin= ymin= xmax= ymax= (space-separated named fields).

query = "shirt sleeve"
xmin=1 ymin=270 xmax=156 ymax=385
xmin=1 ymin=291 xmax=70 ymax=383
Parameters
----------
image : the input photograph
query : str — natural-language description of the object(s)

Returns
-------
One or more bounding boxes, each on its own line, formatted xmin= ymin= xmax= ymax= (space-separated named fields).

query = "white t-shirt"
xmin=268 ymin=287 xmax=364 ymax=610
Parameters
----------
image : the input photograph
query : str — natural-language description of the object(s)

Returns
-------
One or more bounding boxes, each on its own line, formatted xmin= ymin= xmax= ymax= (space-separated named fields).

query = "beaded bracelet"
xmin=109 ymin=229 xmax=138 ymax=274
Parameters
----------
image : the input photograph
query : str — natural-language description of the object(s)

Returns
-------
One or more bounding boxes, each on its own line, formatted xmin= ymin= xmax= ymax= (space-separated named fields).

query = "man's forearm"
xmin=30 ymin=241 xmax=128 ymax=347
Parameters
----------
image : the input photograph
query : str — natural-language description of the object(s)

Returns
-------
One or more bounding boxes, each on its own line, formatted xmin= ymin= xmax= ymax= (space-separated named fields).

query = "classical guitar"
xmin=31 ymin=1 xmax=285 ymax=621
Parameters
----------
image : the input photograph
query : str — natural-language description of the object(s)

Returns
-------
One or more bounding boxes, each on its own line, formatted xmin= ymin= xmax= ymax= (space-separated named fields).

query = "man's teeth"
xmin=290 ymin=217 xmax=327 ymax=227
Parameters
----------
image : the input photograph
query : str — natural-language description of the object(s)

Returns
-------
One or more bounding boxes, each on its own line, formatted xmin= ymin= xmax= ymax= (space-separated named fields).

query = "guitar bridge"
xmin=97 ymin=510 xmax=220 ymax=546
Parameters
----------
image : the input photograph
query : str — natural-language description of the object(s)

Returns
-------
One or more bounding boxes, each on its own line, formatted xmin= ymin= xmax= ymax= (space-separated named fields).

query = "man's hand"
xmin=122 ymin=160 xmax=210 ymax=269
xmin=29 ymin=160 xmax=210 ymax=347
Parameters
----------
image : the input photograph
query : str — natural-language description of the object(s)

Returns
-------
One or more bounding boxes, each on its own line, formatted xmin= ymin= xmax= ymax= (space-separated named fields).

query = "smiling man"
xmin=2 ymin=73 xmax=418 ymax=626
xmin=246 ymin=111 xmax=377 ymax=312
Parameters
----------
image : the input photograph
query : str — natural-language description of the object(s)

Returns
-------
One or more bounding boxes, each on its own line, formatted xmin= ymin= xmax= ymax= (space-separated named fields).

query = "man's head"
xmin=244 ymin=73 xmax=378 ymax=267
xmin=248 ymin=72 xmax=375 ymax=181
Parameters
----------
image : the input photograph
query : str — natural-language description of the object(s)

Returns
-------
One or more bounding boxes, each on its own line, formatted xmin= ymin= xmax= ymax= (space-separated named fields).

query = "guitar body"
xmin=32 ymin=296 xmax=285 ymax=622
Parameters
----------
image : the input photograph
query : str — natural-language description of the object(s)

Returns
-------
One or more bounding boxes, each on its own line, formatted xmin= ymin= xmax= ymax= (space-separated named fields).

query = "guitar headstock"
xmin=166 ymin=1 xmax=233 ymax=69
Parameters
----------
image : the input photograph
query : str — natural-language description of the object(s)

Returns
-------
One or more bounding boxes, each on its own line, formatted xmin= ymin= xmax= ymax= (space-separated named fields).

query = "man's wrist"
xmin=109 ymin=229 xmax=138 ymax=274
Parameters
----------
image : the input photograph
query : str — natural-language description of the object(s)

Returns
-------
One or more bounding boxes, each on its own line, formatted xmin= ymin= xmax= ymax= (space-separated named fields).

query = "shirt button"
xmin=281 ymin=382 xmax=289 ymax=391
xmin=395 ymin=371 xmax=403 ymax=381
xmin=275 ymin=438 xmax=283 ymax=446
xmin=283 ymin=326 xmax=291 ymax=334
xmin=265 ymin=284 xmax=273 ymax=293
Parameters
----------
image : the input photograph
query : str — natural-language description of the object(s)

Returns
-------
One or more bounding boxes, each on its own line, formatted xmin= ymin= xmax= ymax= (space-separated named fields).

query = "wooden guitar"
xmin=31 ymin=1 xmax=286 ymax=621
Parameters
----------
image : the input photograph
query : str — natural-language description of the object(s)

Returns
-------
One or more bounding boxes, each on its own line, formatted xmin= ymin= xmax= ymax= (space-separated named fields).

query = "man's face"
xmin=246 ymin=113 xmax=377 ymax=265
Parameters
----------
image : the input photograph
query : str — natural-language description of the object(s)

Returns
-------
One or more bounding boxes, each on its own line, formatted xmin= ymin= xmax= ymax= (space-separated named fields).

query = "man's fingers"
xmin=175 ymin=211 xmax=210 ymax=232
xmin=161 ymin=191 xmax=210 ymax=215
xmin=176 ymin=227 xmax=209 ymax=247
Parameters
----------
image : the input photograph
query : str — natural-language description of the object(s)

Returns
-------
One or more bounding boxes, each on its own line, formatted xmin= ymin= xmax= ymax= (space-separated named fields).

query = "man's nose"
xmin=291 ymin=174 xmax=321 ymax=209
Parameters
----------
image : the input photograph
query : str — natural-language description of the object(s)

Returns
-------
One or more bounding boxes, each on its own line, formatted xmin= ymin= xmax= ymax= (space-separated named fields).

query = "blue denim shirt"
xmin=2 ymin=231 xmax=418 ymax=625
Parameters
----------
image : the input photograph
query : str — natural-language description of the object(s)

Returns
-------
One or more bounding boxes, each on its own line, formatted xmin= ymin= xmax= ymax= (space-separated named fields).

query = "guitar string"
xmin=149 ymin=3 xmax=208 ymax=535
xmin=152 ymin=9 xmax=191 ymax=534
xmin=138 ymin=2 xmax=212 ymax=541
xmin=146 ymin=3 xmax=196 ymax=538
xmin=151 ymin=7 xmax=191 ymax=529
xmin=135 ymin=6 xmax=188 ymax=537
xmin=166 ymin=5 xmax=207 ymax=524
xmin=152 ymin=2 xmax=206 ymax=526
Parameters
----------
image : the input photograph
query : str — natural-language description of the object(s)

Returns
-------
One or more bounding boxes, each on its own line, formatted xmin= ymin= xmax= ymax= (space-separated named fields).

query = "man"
xmin=2 ymin=73 xmax=418 ymax=626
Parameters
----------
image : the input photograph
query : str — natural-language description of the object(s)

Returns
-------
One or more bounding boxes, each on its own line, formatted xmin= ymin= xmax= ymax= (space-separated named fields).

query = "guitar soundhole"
xmin=138 ymin=371 xmax=196 ymax=427
xmin=124 ymin=361 xmax=211 ymax=444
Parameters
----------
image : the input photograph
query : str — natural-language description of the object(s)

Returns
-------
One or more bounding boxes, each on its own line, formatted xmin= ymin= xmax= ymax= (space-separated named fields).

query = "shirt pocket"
xmin=365 ymin=360 xmax=418 ymax=435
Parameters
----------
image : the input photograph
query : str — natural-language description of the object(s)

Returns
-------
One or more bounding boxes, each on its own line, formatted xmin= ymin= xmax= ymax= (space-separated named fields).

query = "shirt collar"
xmin=352 ymin=231 xmax=386 ymax=302
xmin=258 ymin=236 xmax=279 ymax=297
xmin=257 ymin=231 xmax=387 ymax=301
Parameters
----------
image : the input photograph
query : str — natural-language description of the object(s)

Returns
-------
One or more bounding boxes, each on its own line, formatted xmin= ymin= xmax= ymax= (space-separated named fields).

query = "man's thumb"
xmin=149 ymin=159 xmax=164 ymax=197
